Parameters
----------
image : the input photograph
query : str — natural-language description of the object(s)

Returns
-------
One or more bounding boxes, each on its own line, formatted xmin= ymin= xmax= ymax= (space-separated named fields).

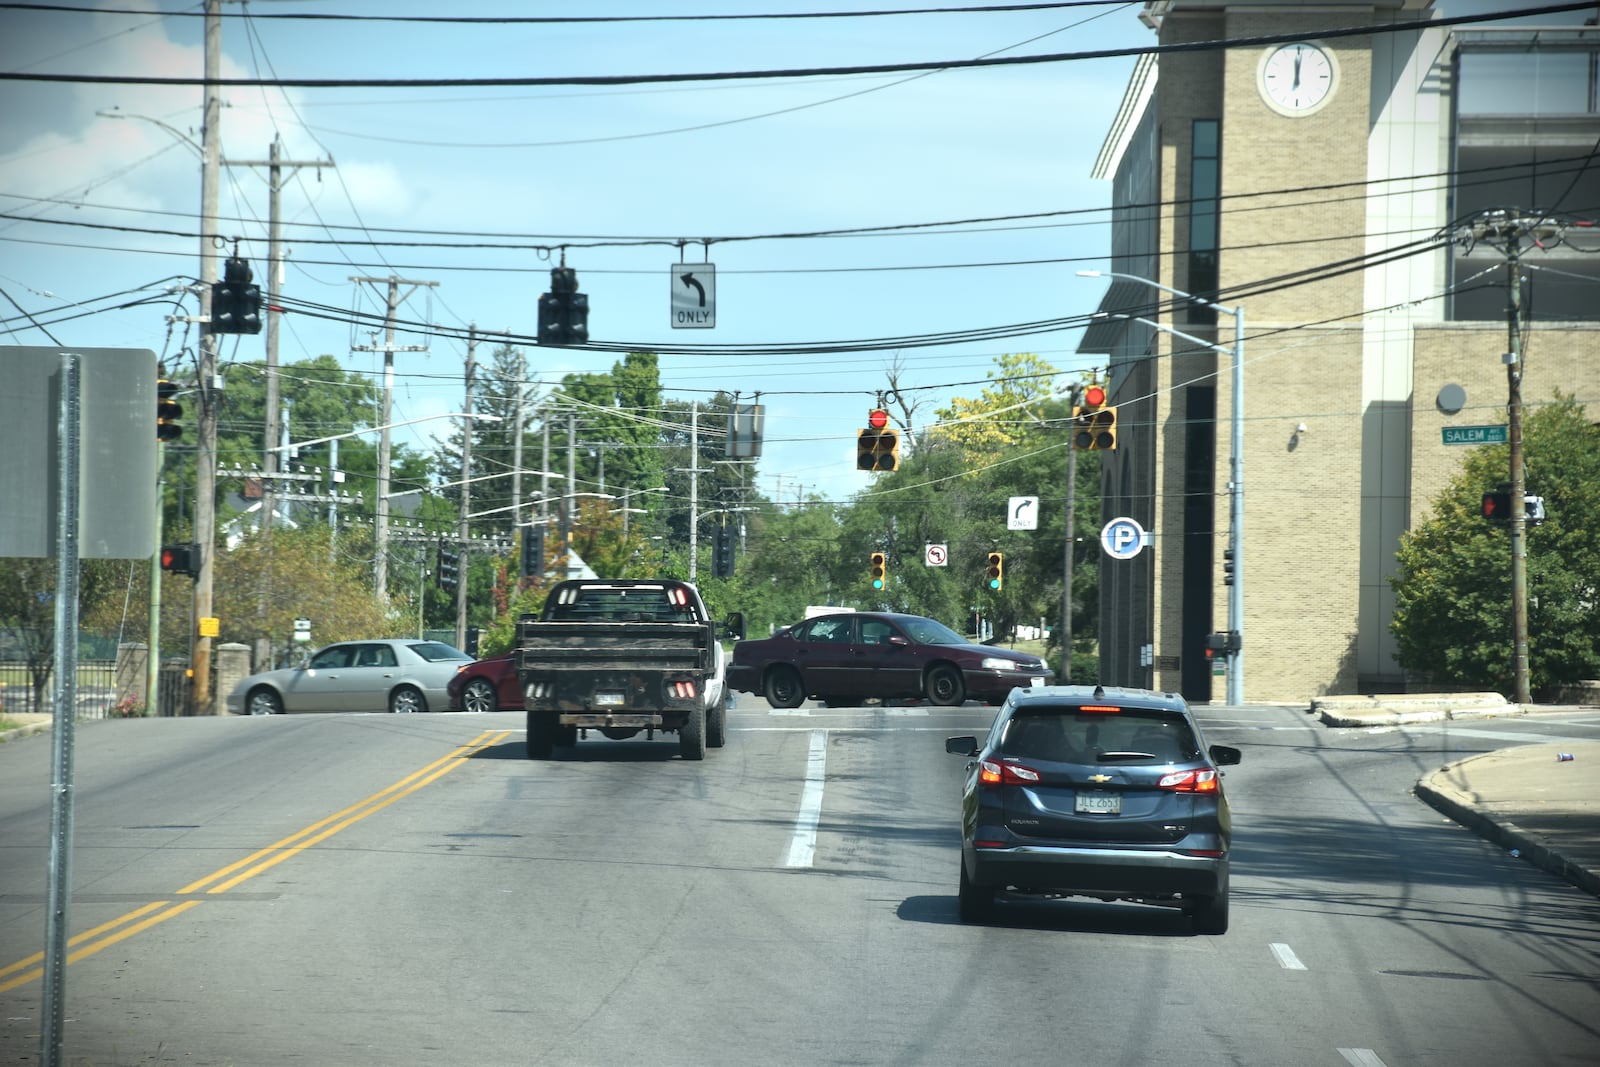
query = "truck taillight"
xmin=1158 ymin=768 xmax=1218 ymax=793
xmin=668 ymin=586 xmax=688 ymax=607
xmin=667 ymin=680 xmax=697 ymax=699
xmin=979 ymin=759 xmax=1040 ymax=787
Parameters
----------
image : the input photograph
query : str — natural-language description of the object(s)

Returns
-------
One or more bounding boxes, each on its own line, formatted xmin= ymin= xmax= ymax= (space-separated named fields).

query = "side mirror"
xmin=945 ymin=735 xmax=979 ymax=757
xmin=1209 ymin=744 xmax=1242 ymax=767
xmin=723 ymin=611 xmax=746 ymax=640
xmin=888 ymin=635 xmax=910 ymax=647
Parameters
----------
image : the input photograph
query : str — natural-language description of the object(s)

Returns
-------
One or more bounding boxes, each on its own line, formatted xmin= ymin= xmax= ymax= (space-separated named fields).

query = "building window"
xmin=1450 ymin=33 xmax=1600 ymax=321
xmin=1189 ymin=119 xmax=1220 ymax=325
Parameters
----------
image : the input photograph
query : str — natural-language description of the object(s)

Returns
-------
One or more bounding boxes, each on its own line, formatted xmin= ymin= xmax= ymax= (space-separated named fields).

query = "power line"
xmin=5 ymin=5 xmax=1593 ymax=88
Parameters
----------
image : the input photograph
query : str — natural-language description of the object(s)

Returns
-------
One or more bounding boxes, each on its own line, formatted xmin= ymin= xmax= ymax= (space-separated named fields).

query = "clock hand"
xmin=1293 ymin=49 xmax=1303 ymax=90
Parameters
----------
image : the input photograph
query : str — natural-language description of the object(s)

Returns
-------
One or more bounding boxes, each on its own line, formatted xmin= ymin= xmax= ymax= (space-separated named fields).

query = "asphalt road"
xmin=1 ymin=703 xmax=1598 ymax=1066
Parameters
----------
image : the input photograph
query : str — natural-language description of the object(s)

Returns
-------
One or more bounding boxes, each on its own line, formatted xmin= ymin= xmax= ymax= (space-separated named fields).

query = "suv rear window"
xmin=544 ymin=587 xmax=694 ymax=623
xmin=1001 ymin=708 xmax=1200 ymax=764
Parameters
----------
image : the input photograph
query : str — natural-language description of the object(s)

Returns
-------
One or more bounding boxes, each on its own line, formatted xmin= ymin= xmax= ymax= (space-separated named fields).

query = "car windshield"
xmin=408 ymin=641 xmax=471 ymax=662
xmin=1001 ymin=707 xmax=1201 ymax=764
xmin=899 ymin=617 xmax=967 ymax=646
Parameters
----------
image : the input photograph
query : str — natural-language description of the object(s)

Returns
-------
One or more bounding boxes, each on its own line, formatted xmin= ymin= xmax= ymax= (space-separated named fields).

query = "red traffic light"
xmin=1084 ymin=384 xmax=1107 ymax=407
xmin=867 ymin=408 xmax=889 ymax=430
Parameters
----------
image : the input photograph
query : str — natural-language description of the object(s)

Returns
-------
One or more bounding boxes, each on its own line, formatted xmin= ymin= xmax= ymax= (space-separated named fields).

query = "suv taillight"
xmin=1158 ymin=768 xmax=1219 ymax=793
xmin=980 ymin=759 xmax=1041 ymax=787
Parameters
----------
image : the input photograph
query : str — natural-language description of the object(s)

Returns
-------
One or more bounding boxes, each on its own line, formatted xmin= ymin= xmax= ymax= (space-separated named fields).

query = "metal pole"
xmin=1226 ymin=306 xmax=1245 ymax=706
xmin=456 ymin=327 xmax=475 ymax=651
xmin=689 ymin=403 xmax=700 ymax=580
xmin=41 ymin=354 xmax=81 ymax=1067
xmin=1061 ymin=386 xmax=1078 ymax=683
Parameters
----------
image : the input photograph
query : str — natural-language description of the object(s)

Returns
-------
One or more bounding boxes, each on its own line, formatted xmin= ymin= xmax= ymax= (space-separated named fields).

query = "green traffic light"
xmin=988 ymin=578 xmax=1000 ymax=590
xmin=872 ymin=579 xmax=884 ymax=590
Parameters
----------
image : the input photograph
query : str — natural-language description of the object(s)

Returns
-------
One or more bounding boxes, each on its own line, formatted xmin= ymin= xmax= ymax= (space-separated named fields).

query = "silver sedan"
xmin=225 ymin=639 xmax=474 ymax=715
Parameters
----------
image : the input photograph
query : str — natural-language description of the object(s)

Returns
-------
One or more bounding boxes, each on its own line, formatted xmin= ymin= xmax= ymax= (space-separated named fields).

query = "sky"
xmin=0 ymin=0 xmax=1570 ymax=518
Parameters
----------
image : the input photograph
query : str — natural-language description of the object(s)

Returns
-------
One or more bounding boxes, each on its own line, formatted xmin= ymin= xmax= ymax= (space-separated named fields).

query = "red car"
xmin=447 ymin=652 xmax=521 ymax=713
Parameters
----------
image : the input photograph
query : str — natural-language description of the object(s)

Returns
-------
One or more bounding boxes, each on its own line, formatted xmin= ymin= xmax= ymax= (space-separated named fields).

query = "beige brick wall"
xmin=1411 ymin=323 xmax=1600 ymax=526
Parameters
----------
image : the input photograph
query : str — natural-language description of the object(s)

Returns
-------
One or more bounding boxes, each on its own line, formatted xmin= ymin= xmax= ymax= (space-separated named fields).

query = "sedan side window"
xmin=804 ymin=618 xmax=851 ymax=644
xmin=311 ymin=646 xmax=352 ymax=669
xmin=860 ymin=620 xmax=893 ymax=646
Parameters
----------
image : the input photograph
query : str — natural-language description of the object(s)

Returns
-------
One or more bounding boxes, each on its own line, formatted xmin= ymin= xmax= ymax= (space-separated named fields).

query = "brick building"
xmin=1080 ymin=0 xmax=1600 ymax=702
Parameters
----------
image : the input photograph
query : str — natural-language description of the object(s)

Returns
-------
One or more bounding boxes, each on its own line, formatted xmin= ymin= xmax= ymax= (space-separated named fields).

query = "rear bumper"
xmin=968 ymin=843 xmax=1226 ymax=898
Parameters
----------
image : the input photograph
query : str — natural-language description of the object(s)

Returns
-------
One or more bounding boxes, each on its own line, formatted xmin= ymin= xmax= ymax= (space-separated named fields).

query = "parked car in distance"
xmin=727 ymin=611 xmax=1052 ymax=709
xmin=448 ymin=651 xmax=519 ymax=713
xmin=945 ymin=684 xmax=1242 ymax=933
xmin=225 ymin=639 xmax=474 ymax=715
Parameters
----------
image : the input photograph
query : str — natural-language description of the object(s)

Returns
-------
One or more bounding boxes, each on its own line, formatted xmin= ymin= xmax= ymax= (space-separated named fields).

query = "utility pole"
xmin=1457 ymin=210 xmax=1562 ymax=705
xmin=456 ymin=327 xmax=476 ymax=651
xmin=350 ymin=275 xmax=436 ymax=597
xmin=191 ymin=0 xmax=222 ymax=716
xmin=226 ymin=137 xmax=331 ymax=537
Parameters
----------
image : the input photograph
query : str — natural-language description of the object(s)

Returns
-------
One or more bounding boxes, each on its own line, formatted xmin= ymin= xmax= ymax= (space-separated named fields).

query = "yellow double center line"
xmin=0 ymin=730 xmax=509 ymax=994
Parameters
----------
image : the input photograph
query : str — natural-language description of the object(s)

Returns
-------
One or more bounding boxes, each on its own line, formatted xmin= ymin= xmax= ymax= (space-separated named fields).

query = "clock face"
xmin=1260 ymin=43 xmax=1335 ymax=115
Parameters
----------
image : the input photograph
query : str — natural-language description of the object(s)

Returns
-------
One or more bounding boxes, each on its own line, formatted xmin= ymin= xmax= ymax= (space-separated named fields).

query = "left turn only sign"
xmin=671 ymin=263 xmax=716 ymax=328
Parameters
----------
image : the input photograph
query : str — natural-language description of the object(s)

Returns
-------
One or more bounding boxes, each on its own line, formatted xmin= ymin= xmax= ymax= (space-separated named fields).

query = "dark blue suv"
xmin=945 ymin=684 xmax=1242 ymax=933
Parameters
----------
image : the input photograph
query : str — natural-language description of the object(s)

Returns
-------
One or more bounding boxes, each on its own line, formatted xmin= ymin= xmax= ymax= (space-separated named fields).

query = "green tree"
xmin=1391 ymin=396 xmax=1600 ymax=696
xmin=0 ymin=557 xmax=123 ymax=710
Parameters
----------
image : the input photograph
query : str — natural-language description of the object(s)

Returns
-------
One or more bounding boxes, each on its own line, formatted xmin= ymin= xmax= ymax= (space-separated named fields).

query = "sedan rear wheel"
xmin=389 ymin=685 xmax=425 ymax=714
xmin=462 ymin=679 xmax=497 ymax=714
xmin=926 ymin=664 xmax=965 ymax=707
xmin=764 ymin=666 xmax=805 ymax=709
xmin=247 ymin=687 xmax=283 ymax=716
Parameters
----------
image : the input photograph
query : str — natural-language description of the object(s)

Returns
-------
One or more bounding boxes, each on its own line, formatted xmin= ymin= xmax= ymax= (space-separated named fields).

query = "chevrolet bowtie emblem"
xmin=1088 ymin=774 xmax=1112 ymax=783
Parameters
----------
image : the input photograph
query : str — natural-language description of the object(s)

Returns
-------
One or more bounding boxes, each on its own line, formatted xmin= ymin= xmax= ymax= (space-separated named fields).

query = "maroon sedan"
xmin=447 ymin=652 xmax=521 ymax=713
xmin=727 ymin=611 xmax=1053 ymax=709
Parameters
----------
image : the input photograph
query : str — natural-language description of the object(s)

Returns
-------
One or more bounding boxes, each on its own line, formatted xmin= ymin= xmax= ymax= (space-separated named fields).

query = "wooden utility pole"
xmin=350 ymin=275 xmax=436 ymax=597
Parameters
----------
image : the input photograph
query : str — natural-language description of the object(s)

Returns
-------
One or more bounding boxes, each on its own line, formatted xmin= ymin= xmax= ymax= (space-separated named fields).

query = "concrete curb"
xmin=1314 ymin=698 xmax=1598 ymax=729
xmin=1416 ymin=755 xmax=1600 ymax=899
xmin=0 ymin=720 xmax=52 ymax=744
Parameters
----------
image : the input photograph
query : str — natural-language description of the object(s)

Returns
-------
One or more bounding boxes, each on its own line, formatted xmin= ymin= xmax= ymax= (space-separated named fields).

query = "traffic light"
xmin=159 ymin=543 xmax=199 ymax=577
xmin=713 ymin=527 xmax=736 ymax=578
xmin=520 ymin=525 xmax=546 ymax=580
xmin=985 ymin=551 xmax=1003 ymax=591
xmin=869 ymin=551 xmax=887 ymax=590
xmin=1222 ymin=548 xmax=1235 ymax=586
xmin=537 ymin=266 xmax=589 ymax=346
xmin=1481 ymin=491 xmax=1511 ymax=521
xmin=856 ymin=410 xmax=900 ymax=471
xmin=156 ymin=378 xmax=182 ymax=442
xmin=211 ymin=256 xmax=263 ymax=334
xmin=437 ymin=543 xmax=459 ymax=591
xmin=1072 ymin=384 xmax=1117 ymax=450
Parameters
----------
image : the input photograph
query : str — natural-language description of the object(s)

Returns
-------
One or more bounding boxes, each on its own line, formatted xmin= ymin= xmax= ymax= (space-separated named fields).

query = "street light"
xmin=1078 ymin=269 xmax=1246 ymax=705
xmin=617 ymin=486 xmax=669 ymax=539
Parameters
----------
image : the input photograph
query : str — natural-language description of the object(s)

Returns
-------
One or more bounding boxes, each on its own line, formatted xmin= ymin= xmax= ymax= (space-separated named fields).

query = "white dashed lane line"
xmin=784 ymin=729 xmax=828 ymax=869
xmin=1270 ymin=942 xmax=1307 ymax=970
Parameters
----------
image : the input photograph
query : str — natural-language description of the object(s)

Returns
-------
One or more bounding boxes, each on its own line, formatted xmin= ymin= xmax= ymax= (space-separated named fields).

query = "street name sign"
xmin=1442 ymin=425 xmax=1507 ymax=446
xmin=671 ymin=263 xmax=716 ymax=328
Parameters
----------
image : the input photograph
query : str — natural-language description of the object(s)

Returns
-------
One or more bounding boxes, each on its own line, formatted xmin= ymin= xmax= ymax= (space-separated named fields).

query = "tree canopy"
xmin=1391 ymin=395 xmax=1600 ymax=697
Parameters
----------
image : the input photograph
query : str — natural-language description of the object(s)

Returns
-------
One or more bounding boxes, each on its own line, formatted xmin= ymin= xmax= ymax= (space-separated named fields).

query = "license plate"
xmin=1075 ymin=791 xmax=1121 ymax=814
xmin=595 ymin=692 xmax=625 ymax=707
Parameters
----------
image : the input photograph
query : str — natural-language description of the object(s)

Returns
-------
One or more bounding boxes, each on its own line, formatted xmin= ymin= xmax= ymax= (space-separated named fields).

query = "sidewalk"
xmin=1313 ymin=693 xmax=1600 ymax=898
